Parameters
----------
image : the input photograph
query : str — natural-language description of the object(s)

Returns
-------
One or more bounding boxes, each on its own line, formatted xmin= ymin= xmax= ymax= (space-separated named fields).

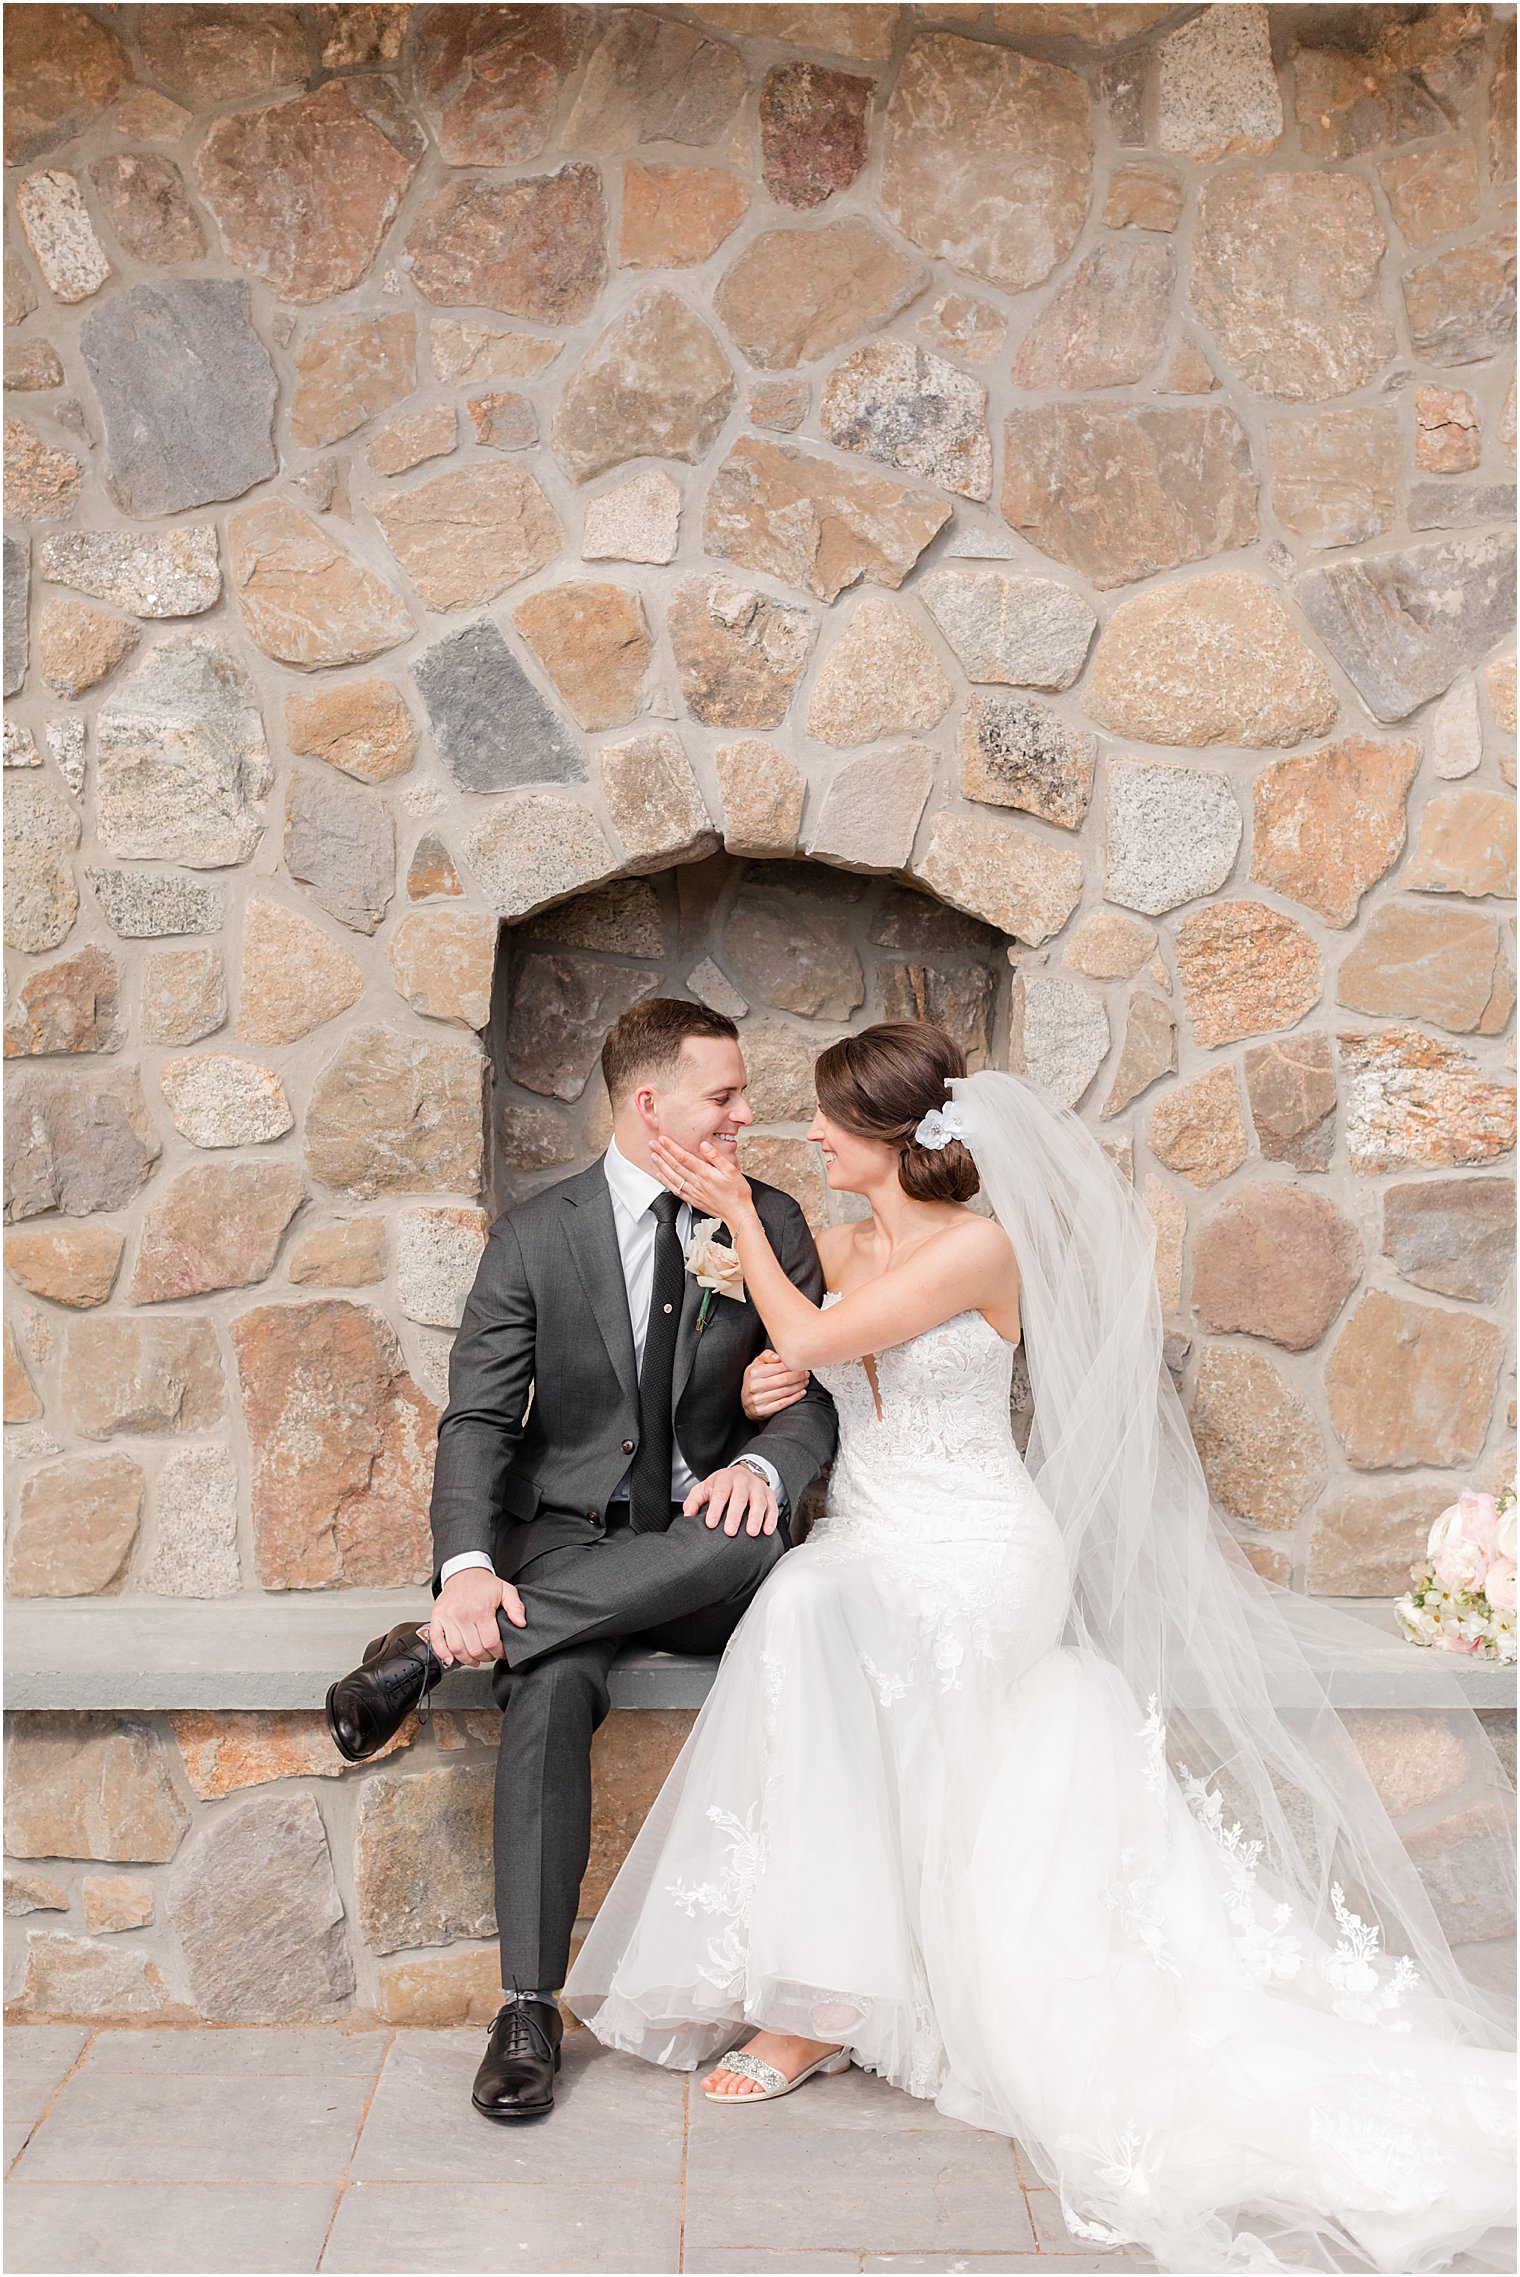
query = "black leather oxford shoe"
xmin=472 ymin=1993 xmax=564 ymax=2122
xmin=325 ymin=1621 xmax=445 ymax=1761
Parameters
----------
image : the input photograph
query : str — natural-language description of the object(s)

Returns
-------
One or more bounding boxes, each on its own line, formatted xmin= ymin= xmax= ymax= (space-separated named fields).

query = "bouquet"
xmin=1394 ymin=1484 xmax=1517 ymax=1663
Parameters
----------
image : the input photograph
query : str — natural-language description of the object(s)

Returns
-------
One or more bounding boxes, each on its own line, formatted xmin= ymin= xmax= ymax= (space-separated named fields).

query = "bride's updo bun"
xmin=814 ymin=1023 xmax=980 ymax=1204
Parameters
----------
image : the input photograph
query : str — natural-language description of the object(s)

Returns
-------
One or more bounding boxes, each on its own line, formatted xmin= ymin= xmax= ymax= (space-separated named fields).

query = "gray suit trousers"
xmin=489 ymin=1503 xmax=787 ymax=1990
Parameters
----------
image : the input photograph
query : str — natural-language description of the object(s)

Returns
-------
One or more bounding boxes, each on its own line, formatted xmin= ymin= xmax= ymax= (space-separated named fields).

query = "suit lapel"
xmin=561 ymin=1160 xmax=639 ymax=1407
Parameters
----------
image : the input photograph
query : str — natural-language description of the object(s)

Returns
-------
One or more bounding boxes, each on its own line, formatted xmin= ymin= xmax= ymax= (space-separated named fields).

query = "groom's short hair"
xmin=602 ymin=998 xmax=740 ymax=1107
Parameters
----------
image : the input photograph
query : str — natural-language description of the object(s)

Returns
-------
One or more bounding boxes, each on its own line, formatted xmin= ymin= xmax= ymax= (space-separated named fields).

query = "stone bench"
xmin=6 ymin=1590 xmax=1515 ymax=1712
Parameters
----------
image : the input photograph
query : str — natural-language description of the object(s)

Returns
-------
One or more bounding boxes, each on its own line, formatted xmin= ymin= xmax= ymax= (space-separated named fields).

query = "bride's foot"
xmin=702 ymin=2031 xmax=844 ymax=2099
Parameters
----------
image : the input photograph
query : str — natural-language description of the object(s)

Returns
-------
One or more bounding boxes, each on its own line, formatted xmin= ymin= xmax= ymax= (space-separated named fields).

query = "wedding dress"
xmin=565 ymin=1072 xmax=1516 ymax=2274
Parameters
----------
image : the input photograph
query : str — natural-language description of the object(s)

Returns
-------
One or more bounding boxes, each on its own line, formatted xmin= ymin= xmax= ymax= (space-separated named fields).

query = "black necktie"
xmin=629 ymin=1190 xmax=684 ymax=1533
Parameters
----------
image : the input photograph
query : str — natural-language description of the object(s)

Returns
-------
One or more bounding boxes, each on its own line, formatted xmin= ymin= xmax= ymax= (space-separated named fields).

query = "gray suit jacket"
xmin=427 ymin=1156 xmax=839 ymax=1591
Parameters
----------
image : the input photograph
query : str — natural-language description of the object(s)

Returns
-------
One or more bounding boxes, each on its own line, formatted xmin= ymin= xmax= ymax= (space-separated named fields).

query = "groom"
xmin=391 ymin=998 xmax=834 ymax=2121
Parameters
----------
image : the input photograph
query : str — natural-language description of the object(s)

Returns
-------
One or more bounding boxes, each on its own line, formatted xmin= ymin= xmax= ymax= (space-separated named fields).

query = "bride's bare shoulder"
xmin=938 ymin=1208 xmax=1018 ymax=1281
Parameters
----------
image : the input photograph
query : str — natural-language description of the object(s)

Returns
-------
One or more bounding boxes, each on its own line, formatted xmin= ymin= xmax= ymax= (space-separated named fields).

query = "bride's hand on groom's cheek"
xmin=651 ymin=1133 xmax=751 ymax=1220
xmin=742 ymin=1348 xmax=810 ymax=1419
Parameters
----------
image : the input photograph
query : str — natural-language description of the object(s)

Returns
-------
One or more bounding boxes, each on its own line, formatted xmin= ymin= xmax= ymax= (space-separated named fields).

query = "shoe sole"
xmin=323 ymin=1683 xmax=371 ymax=1763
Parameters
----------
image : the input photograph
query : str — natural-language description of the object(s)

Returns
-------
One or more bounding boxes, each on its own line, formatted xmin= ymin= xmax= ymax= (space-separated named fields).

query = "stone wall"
xmin=3 ymin=2 xmax=1516 ymax=2022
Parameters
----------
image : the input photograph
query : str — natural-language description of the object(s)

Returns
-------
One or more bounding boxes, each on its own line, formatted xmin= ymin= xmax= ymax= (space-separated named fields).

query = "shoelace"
xmin=488 ymin=1998 xmax=556 ymax=2066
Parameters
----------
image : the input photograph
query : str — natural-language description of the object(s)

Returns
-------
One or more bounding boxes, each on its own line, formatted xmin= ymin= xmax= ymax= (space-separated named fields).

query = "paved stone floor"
xmin=3 ymin=2023 xmax=1161 ymax=2275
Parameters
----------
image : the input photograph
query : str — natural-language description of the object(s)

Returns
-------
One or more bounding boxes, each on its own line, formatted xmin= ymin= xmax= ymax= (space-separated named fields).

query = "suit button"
xmin=621 ymin=1438 xmax=635 ymax=1454
xmin=586 ymin=1507 xmax=598 ymax=1522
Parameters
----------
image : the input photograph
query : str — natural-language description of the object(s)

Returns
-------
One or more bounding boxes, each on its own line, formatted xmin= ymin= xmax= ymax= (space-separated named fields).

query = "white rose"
xmin=1497 ymin=1504 xmax=1517 ymax=1561
xmin=684 ymin=1216 xmax=746 ymax=1302
xmin=1426 ymin=1503 xmax=1465 ymax=1557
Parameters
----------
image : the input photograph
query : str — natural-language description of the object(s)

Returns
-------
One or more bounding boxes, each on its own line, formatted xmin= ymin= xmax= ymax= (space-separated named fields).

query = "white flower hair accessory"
xmin=913 ymin=1102 xmax=968 ymax=1151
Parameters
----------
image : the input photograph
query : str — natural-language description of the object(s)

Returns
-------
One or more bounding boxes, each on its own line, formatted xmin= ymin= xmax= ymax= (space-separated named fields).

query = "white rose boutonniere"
xmin=684 ymin=1215 xmax=745 ymax=1332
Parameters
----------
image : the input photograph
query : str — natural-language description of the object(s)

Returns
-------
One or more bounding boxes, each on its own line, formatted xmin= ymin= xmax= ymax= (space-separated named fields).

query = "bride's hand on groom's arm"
xmin=742 ymin=1348 xmax=809 ymax=1419
xmin=427 ymin=1567 xmax=526 ymax=1666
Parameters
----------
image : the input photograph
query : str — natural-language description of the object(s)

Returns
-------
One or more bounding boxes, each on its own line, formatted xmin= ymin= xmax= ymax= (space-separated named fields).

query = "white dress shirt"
xmin=440 ymin=1136 xmax=781 ymax=1583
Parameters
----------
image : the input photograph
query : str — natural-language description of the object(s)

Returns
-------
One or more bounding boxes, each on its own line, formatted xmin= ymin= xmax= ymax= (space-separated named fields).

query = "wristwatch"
xmin=732 ymin=1454 xmax=788 ymax=1516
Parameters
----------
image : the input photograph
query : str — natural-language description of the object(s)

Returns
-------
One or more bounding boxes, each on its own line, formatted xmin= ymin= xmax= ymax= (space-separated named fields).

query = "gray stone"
xmin=819 ymin=339 xmax=991 ymax=500
xmin=3 ymin=1873 xmax=67 ymax=1916
xmin=1009 ymin=973 xmax=1111 ymax=1108
xmin=687 ymin=957 xmax=748 ymax=1019
xmin=1294 ymin=532 xmax=1517 ymax=723
xmin=503 ymin=952 xmax=664 ymax=1103
xmin=413 ymin=619 xmax=583 ymax=793
xmin=601 ymin=729 xmax=719 ymax=868
xmin=878 ymin=960 xmax=996 ymax=1066
xmin=1100 ymin=991 xmax=1177 ymax=1118
xmin=4 ymin=533 xmax=28 ymax=695
xmin=870 ymin=887 xmax=998 ymax=958
xmin=4 ymin=721 xmax=40 ymax=767
xmin=79 ymin=281 xmax=278 ymax=516
xmin=4 ymin=1066 xmax=161 ymax=1223
xmin=36 ymin=528 xmax=221 ymax=619
xmin=807 ymin=745 xmax=936 ymax=873
xmin=143 ymin=1446 xmax=241 ymax=1598
xmin=1407 ymin=482 xmax=1517 ymax=532
xmin=526 ymin=878 xmax=665 ymax=958
xmin=159 ymin=1053 xmax=293 ymax=1149
xmin=168 ymin=1792 xmax=354 ymax=2022
xmin=354 ymin=1760 xmax=495 ymax=1955
xmin=283 ymin=770 xmax=394 ymax=936
xmin=95 ymin=632 xmax=272 ymax=867
xmin=88 ymin=869 xmax=224 ymax=938
xmin=1381 ymin=1178 xmax=1516 ymax=1303
xmin=4 ymin=774 xmax=79 ymax=952
xmin=723 ymin=867 xmax=865 ymax=1020
xmin=1156 ymin=3 xmax=1282 ymax=160
xmin=1104 ymin=761 xmax=1243 ymax=915
xmin=15 ymin=167 xmax=112 ymax=303
xmin=959 ymin=694 xmax=1096 ymax=830
xmin=918 ymin=568 xmax=1095 ymax=690
xmin=395 ymin=1204 xmax=489 ymax=1329
xmin=47 ymin=716 xmax=85 ymax=798
xmin=465 ymin=796 xmax=619 ymax=921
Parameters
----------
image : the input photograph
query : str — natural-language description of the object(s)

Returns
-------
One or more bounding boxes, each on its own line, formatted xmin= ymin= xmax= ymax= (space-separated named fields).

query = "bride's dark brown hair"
xmin=813 ymin=1022 xmax=980 ymax=1204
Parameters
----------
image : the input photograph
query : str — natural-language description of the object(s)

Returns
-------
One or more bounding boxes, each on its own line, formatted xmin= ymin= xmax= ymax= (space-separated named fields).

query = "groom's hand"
xmin=684 ymin=1464 xmax=778 ymax=1538
xmin=428 ymin=1569 xmax=526 ymax=1666
xmin=742 ymin=1348 xmax=810 ymax=1419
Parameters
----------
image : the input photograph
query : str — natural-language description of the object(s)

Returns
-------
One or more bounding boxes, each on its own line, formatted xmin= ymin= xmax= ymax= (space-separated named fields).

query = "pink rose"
xmin=1484 ymin=1559 xmax=1517 ymax=1613
xmin=1433 ymin=1538 xmax=1487 ymax=1591
xmin=1457 ymin=1490 xmax=1500 ymax=1552
xmin=1436 ymin=1634 xmax=1482 ymax=1655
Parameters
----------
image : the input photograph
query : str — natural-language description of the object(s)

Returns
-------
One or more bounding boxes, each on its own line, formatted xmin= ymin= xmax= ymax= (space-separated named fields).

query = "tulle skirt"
xmin=564 ymin=1529 xmax=1518 ymax=2274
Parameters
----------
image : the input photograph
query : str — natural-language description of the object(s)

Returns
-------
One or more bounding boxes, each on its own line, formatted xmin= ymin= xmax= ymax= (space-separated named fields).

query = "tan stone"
xmin=562 ymin=11 xmax=747 ymax=152
xmin=807 ymin=745 xmax=936 ymax=874
xmin=806 ymin=600 xmax=951 ymax=746
xmin=407 ymin=833 xmax=464 ymax=902
xmin=232 ymin=1298 xmax=438 ymax=1589
xmin=1306 ymin=1480 xmax=1460 ymax=1597
xmin=366 ymin=406 xmax=456 ymax=477
xmin=914 ymin=810 xmax=1083 ymax=946
xmin=1415 ymin=386 xmax=1480 ymax=474
xmin=1326 ymin=1289 xmax=1504 ymax=1469
xmin=552 ymin=289 xmax=735 ymax=482
xmin=114 ymin=91 xmax=193 ymax=142
xmin=1403 ymin=223 xmax=1516 ymax=365
xmin=704 ymin=435 xmax=951 ymax=604
xmin=126 ymin=1161 xmax=305 ymax=1306
xmin=465 ymin=391 xmax=535 ymax=452
xmin=373 ymin=462 xmax=562 ymax=612
xmin=377 ymin=1945 xmax=504 ymax=2027
xmin=405 ymin=167 xmax=608 ymax=327
xmin=15 ymin=168 xmax=111 ymax=304
xmin=6 ymin=340 xmax=64 ymax=392
xmin=1192 ymin=1182 xmax=1361 ymax=1352
xmin=1174 ymin=903 xmax=1322 ymax=1048
xmin=1401 ymin=792 xmax=1515 ymax=901
xmin=169 ymin=1709 xmax=414 ymax=1799
xmin=715 ymin=220 xmax=926 ymax=370
xmin=5 ymin=1314 xmax=43 ymax=1423
xmin=881 ymin=33 xmax=1091 ymax=294
xmin=1155 ymin=4 xmax=1282 ymax=162
xmin=5 ymin=5 xmax=132 ymax=167
xmin=1099 ymin=993 xmax=1176 ymax=1119
xmin=81 ymin=1876 xmax=153 ymax=1935
xmin=15 ymin=1933 xmax=169 ymax=2020
xmin=354 ymin=1759 xmax=495 ymax=1954
xmin=63 ymin=1316 xmax=226 ymax=1440
xmin=290 ymin=312 xmax=416 ymax=448
xmin=1338 ymin=904 xmax=1514 ymax=1036
xmin=1243 ymin=1033 xmax=1338 ymax=1172
xmin=714 ymin=741 xmax=805 ymax=857
xmin=229 ymin=502 xmax=412 ymax=670
xmin=4 ymin=418 xmax=83 ymax=522
xmin=286 ymin=679 xmax=417 ymax=788
xmin=3 ymin=1713 xmax=189 ymax=1862
xmin=1187 ymin=1345 xmax=1325 ymax=1530
xmin=465 ymin=796 xmax=619 ymax=921
xmin=194 ymin=79 xmax=423 ymax=306
xmin=1001 ymin=404 xmax=1258 ymax=591
xmin=1144 ymin=1064 xmax=1247 ymax=1188
xmin=820 ymin=338 xmax=991 ymax=500
xmin=688 ymin=5 xmax=899 ymax=61
xmin=620 ymin=162 xmax=750 ymax=268
xmin=5 ymin=1873 xmax=68 ymax=1916
xmin=1190 ymin=170 xmax=1395 ymax=401
xmin=160 ymin=1053 xmax=293 ymax=1148
xmin=1103 ymin=161 xmax=1183 ymax=232
xmin=915 ymin=292 xmax=1006 ymax=366
xmin=1013 ymin=240 xmax=1175 ymax=389
xmin=749 ymin=378 xmax=810 ymax=433
xmin=412 ymin=5 xmax=588 ymax=164
xmin=3 ymin=943 xmax=124 ymax=1058
xmin=429 ymin=320 xmax=562 ymax=387
xmin=1342 ymin=1711 xmax=1474 ymax=1819
xmin=1267 ymin=407 xmax=1398 ymax=549
xmin=1250 ymin=734 xmax=1418 ymax=927
xmin=1337 ymin=1025 xmax=1516 ymax=1174
xmin=1088 ymin=574 xmax=1338 ymax=748
xmin=1157 ymin=344 xmax=1219 ymax=394
xmin=288 ymin=1218 xmax=388 ymax=1289
xmin=139 ymin=4 xmax=308 ymax=102
xmin=100 ymin=940 xmax=221 ymax=1048
xmin=8 ymin=1451 xmax=143 ymax=1596
xmin=738 ymin=1133 xmax=826 ymax=1229
xmin=4 ymin=1224 xmax=123 ymax=1309
xmin=511 ymin=584 xmax=652 ymax=732
xmin=237 ymin=894 xmax=365 ymax=1048
xmin=4 ymin=253 xmax=38 ymax=327
xmin=1063 ymin=910 xmax=1157 ymax=982
xmin=37 ymin=601 xmax=138 ymax=699
xmin=601 ymin=730 xmax=719 ymax=869
xmin=668 ymin=576 xmax=814 ymax=731
xmin=387 ymin=909 xmax=496 ymax=1031
xmin=581 ymin=469 xmax=682 ymax=566
xmin=88 ymin=153 xmax=205 ymax=267
xmin=1291 ymin=6 xmax=1487 ymax=161
xmin=304 ymin=1023 xmax=484 ymax=1199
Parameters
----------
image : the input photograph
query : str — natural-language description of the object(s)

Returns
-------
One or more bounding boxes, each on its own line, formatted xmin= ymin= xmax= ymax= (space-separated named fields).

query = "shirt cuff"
xmin=735 ymin=1452 xmax=786 ymax=1510
xmin=439 ymin=1550 xmax=495 ymax=1584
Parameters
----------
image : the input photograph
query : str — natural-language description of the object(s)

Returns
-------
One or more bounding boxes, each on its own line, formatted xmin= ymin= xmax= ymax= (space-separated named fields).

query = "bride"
xmin=563 ymin=1021 xmax=1517 ymax=2274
